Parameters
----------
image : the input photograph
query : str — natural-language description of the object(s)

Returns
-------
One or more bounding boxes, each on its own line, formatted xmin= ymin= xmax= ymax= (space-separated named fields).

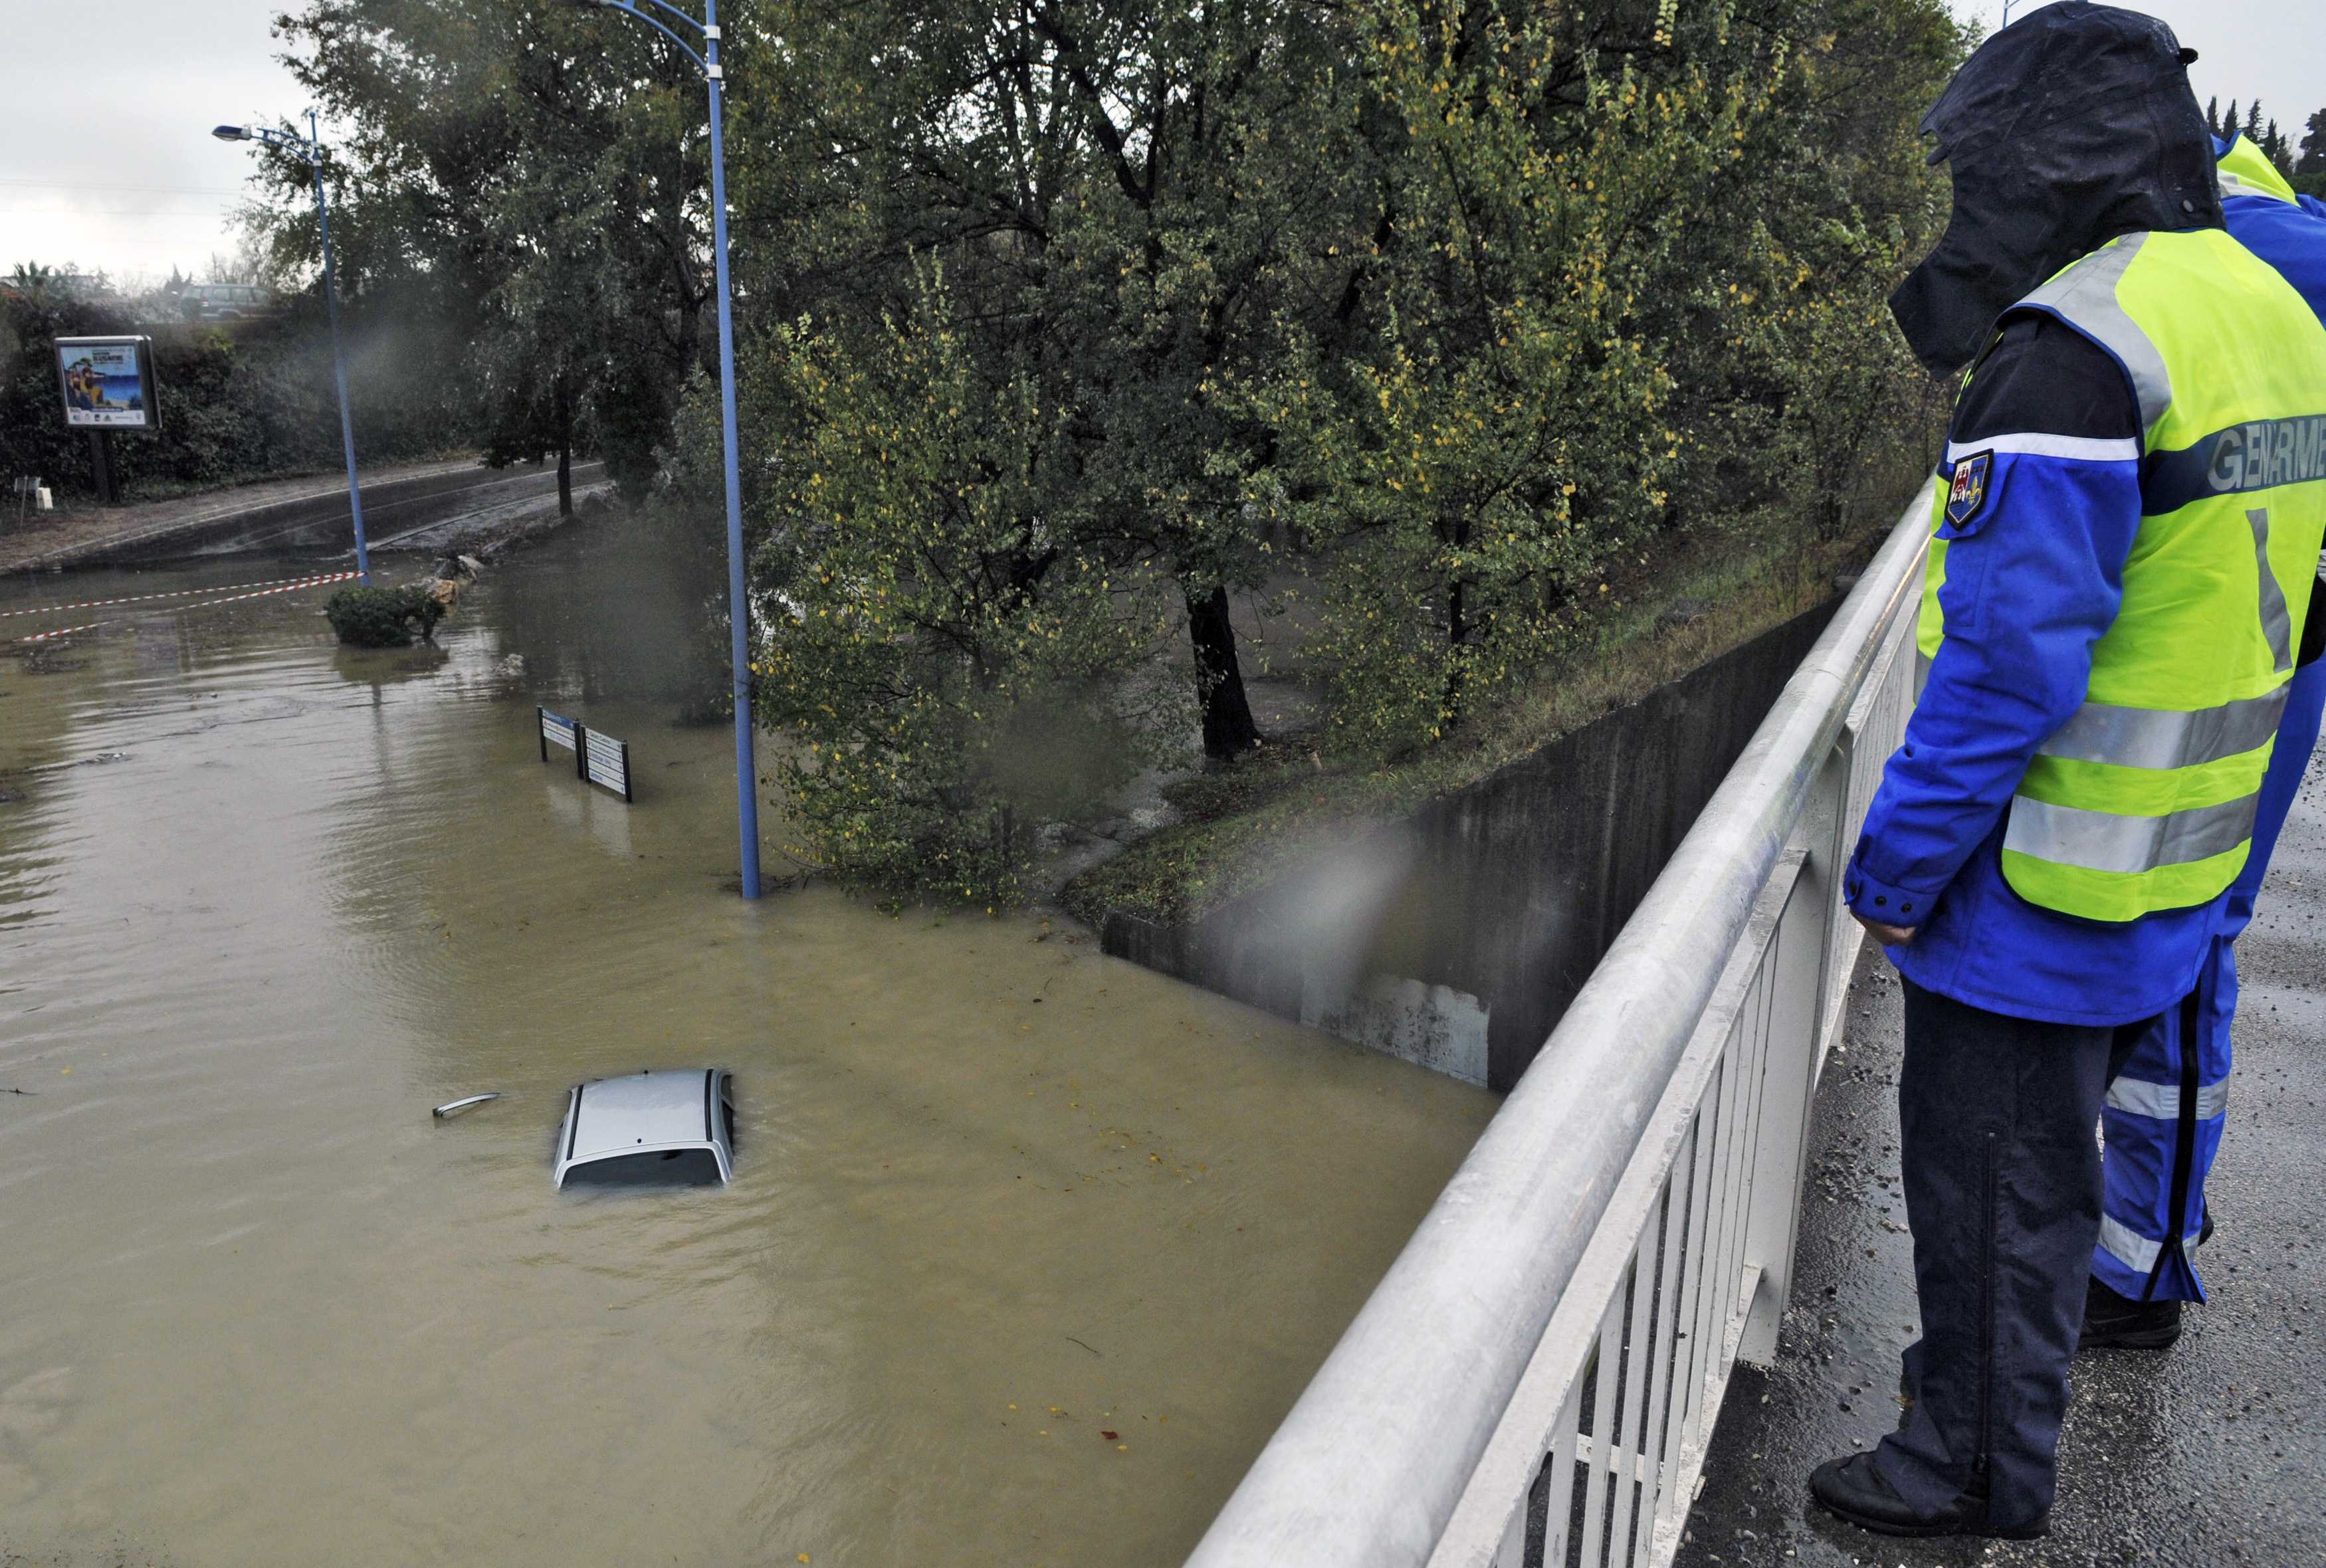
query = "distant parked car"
xmin=180 ymin=282 xmax=274 ymax=322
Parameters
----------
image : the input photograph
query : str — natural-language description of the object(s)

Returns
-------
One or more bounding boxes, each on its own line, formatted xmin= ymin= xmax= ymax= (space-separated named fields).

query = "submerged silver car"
xmin=554 ymin=1069 xmax=734 ymax=1189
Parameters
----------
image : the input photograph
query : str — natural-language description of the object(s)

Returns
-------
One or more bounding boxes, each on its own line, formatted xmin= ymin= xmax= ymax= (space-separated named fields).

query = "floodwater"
xmin=0 ymin=530 xmax=1495 ymax=1568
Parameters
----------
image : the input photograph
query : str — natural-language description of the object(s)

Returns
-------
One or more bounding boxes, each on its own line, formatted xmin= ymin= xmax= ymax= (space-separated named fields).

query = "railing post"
xmin=1736 ymin=804 xmax=1832 ymax=1367
xmin=1737 ymin=556 xmax=1921 ymax=1367
xmin=1812 ymin=725 xmax=1861 ymax=1081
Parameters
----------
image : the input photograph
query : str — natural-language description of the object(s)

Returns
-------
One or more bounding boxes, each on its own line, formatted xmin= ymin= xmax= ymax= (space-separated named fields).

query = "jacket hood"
xmin=1889 ymin=2 xmax=2222 ymax=377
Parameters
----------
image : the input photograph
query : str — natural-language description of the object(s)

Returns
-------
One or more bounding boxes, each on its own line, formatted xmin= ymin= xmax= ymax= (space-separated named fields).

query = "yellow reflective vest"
xmin=1918 ymin=227 xmax=2326 ymax=922
xmin=2216 ymin=135 xmax=2301 ymax=205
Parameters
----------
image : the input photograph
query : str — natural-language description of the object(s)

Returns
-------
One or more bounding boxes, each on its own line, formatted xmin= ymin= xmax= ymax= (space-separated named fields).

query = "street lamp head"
xmin=211 ymin=124 xmax=253 ymax=142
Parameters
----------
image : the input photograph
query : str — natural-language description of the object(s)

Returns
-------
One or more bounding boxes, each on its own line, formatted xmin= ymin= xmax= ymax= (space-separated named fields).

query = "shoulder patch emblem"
xmin=1946 ymin=450 xmax=1992 ymax=529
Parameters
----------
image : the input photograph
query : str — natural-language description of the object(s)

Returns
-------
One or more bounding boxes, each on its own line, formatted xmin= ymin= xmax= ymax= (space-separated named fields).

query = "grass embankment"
xmin=1058 ymin=498 xmax=1917 ymax=931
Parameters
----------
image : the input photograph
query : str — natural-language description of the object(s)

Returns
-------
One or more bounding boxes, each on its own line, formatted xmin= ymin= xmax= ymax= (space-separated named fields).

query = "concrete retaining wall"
xmin=1102 ymin=606 xmax=1836 ymax=1091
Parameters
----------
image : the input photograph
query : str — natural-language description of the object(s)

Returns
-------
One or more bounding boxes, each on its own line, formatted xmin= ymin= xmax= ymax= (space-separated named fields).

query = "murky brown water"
xmin=0 ymin=532 xmax=1493 ymax=1568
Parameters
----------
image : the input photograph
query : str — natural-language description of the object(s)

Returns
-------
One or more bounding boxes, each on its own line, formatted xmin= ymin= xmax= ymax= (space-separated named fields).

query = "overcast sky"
xmin=1 ymin=0 xmax=2318 ymax=283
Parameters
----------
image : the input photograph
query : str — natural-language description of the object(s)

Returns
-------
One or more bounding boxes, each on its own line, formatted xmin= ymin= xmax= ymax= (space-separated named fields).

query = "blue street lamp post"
xmin=211 ymin=114 xmax=371 ymax=585
xmin=572 ymin=0 xmax=762 ymax=900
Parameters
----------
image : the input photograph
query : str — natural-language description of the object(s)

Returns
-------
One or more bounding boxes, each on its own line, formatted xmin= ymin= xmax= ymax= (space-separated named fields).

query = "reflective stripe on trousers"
xmin=2105 ymin=1074 xmax=2230 ymax=1120
xmin=2096 ymin=935 xmax=2238 ymax=1304
xmin=2097 ymin=1212 xmax=2207 ymax=1277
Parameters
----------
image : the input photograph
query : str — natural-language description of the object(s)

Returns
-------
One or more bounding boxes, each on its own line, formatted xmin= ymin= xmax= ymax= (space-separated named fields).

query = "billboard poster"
xmin=56 ymin=336 xmax=157 ymax=431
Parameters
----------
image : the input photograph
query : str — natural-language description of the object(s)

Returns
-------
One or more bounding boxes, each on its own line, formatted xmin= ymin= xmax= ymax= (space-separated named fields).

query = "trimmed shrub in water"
xmin=326 ymin=585 xmax=446 ymax=647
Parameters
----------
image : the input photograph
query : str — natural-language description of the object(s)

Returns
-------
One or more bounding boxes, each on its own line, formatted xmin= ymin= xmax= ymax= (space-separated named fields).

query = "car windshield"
xmin=560 ymin=1148 xmax=724 ymax=1189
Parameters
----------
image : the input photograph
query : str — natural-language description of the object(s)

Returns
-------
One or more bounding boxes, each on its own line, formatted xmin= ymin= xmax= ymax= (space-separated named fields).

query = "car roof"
xmin=568 ymin=1070 xmax=716 ymax=1160
xmin=556 ymin=1069 xmax=731 ymax=1187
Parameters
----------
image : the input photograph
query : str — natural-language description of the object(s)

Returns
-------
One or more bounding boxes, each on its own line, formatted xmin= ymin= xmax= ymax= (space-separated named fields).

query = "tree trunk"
xmin=556 ymin=381 xmax=574 ymax=516
xmin=1188 ymin=583 xmax=1262 ymax=760
xmin=1442 ymin=515 xmax=1471 ymax=725
xmin=1443 ymin=575 xmax=1467 ymax=726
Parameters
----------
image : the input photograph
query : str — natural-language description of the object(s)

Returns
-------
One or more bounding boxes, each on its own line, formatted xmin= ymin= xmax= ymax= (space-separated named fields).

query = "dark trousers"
xmin=1874 ymin=979 xmax=2148 ymax=1527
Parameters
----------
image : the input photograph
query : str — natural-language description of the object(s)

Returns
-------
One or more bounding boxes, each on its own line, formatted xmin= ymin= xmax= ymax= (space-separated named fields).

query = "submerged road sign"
xmin=582 ymin=728 xmax=633 ymax=803
xmin=538 ymin=707 xmax=633 ymax=804
xmin=539 ymin=706 xmax=578 ymax=761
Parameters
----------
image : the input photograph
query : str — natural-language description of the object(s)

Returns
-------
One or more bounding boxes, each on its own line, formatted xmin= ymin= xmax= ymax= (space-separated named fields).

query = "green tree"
xmin=730 ymin=0 xmax=1959 ymax=895
xmin=726 ymin=0 xmax=1395 ymax=763
xmin=6 ymin=262 xmax=58 ymax=301
xmin=1233 ymin=0 xmax=1958 ymax=757
xmin=753 ymin=267 xmax=1176 ymax=902
xmin=474 ymin=234 xmax=603 ymax=516
xmin=263 ymin=0 xmax=748 ymax=494
xmin=2298 ymin=108 xmax=2326 ymax=197
xmin=2301 ymin=108 xmax=2326 ymax=175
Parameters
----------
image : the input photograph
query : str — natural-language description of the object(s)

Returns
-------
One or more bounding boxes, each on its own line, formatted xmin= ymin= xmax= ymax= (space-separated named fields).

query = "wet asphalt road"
xmin=1679 ymin=752 xmax=2326 ymax=1566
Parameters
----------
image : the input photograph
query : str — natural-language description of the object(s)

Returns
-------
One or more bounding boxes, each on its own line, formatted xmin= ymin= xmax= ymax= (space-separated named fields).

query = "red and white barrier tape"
xmin=0 ymin=569 xmax=362 ymax=620
xmin=10 ymin=571 xmax=360 ymax=644
xmin=16 ymin=620 xmax=106 ymax=644
xmin=173 ymin=571 xmax=360 ymax=610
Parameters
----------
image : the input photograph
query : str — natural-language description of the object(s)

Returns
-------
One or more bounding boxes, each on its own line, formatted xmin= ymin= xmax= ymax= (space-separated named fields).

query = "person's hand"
xmin=1853 ymin=910 xmax=1917 ymax=945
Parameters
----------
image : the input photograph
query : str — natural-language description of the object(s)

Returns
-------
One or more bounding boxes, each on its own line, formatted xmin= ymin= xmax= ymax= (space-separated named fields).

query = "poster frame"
xmin=54 ymin=335 xmax=159 ymax=433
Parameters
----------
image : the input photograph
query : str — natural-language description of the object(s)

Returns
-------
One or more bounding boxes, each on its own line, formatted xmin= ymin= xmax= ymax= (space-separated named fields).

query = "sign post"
xmin=86 ymin=431 xmax=117 ymax=506
xmin=539 ymin=708 xmax=633 ymax=805
xmin=55 ymin=336 xmax=158 ymax=507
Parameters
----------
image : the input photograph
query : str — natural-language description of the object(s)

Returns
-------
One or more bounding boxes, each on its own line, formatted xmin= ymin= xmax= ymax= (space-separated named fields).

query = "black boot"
xmin=2079 ymin=1276 xmax=2182 ymax=1351
xmin=1809 ymin=1452 xmax=2048 ymax=1539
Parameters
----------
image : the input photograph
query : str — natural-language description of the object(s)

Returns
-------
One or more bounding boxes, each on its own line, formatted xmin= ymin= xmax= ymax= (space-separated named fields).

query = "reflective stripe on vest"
xmin=2020 ymin=233 xmax=2174 ymax=437
xmin=2037 ymin=686 xmax=2287 ymax=769
xmin=1917 ymin=229 xmax=2326 ymax=922
xmin=2004 ymin=792 xmax=2257 ymax=875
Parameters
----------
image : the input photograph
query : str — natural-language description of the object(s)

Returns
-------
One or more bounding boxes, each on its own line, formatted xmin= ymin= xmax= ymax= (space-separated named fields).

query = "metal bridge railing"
xmin=1186 ymin=486 xmax=1933 ymax=1568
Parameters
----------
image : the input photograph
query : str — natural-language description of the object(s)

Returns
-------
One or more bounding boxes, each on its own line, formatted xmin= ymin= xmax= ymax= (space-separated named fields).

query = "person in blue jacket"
xmin=1807 ymin=4 xmax=2326 ymax=1541
xmin=2082 ymin=132 xmax=2326 ymax=1348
